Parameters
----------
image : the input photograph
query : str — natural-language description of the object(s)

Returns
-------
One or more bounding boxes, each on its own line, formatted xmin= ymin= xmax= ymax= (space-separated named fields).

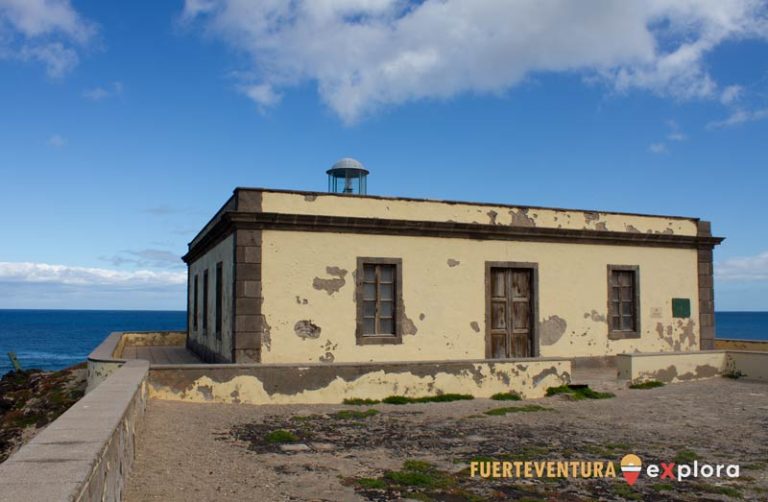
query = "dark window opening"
xmin=215 ymin=262 xmax=223 ymax=339
xmin=202 ymin=269 xmax=209 ymax=335
xmin=193 ymin=274 xmax=199 ymax=331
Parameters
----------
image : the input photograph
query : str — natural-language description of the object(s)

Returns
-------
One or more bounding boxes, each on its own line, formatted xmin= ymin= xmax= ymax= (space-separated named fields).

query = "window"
xmin=202 ymin=269 xmax=209 ymax=335
xmin=193 ymin=274 xmax=199 ymax=331
xmin=215 ymin=262 xmax=223 ymax=338
xmin=607 ymin=265 xmax=640 ymax=339
xmin=356 ymin=258 xmax=403 ymax=345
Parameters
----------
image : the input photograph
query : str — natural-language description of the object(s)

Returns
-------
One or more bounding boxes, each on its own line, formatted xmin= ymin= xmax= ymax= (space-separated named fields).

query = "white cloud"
xmin=665 ymin=119 xmax=687 ymax=142
xmin=708 ymin=107 xmax=768 ymax=128
xmin=0 ymin=261 xmax=186 ymax=287
xmin=720 ymin=84 xmax=744 ymax=105
xmin=0 ymin=0 xmax=96 ymax=76
xmin=82 ymin=81 xmax=123 ymax=101
xmin=104 ymin=249 xmax=183 ymax=269
xmin=647 ymin=118 xmax=686 ymax=154
xmin=716 ymin=251 xmax=768 ymax=281
xmin=667 ymin=132 xmax=687 ymax=141
xmin=47 ymin=133 xmax=66 ymax=147
xmin=240 ymin=82 xmax=282 ymax=109
xmin=181 ymin=0 xmax=768 ymax=123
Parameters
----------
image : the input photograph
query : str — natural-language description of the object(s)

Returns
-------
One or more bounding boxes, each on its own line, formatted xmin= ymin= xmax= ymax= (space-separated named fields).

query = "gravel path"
xmin=126 ymin=378 xmax=768 ymax=501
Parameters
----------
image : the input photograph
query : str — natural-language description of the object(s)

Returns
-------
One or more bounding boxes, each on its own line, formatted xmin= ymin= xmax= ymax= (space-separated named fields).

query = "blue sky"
xmin=0 ymin=0 xmax=767 ymax=310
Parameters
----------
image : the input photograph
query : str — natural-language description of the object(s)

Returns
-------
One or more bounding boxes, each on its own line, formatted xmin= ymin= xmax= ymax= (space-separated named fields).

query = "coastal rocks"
xmin=0 ymin=363 xmax=86 ymax=463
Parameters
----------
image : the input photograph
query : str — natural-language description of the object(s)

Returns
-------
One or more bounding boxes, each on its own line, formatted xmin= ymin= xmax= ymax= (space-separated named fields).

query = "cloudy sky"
xmin=0 ymin=0 xmax=767 ymax=310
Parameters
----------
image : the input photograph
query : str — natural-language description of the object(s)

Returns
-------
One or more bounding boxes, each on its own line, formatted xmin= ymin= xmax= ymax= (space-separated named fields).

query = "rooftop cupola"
xmin=327 ymin=157 xmax=368 ymax=195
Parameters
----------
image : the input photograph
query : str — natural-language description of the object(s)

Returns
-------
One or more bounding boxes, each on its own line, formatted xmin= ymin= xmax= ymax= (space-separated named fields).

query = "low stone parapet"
xmin=0 ymin=359 xmax=149 ymax=501
xmin=86 ymin=331 xmax=185 ymax=392
xmin=715 ymin=338 xmax=768 ymax=352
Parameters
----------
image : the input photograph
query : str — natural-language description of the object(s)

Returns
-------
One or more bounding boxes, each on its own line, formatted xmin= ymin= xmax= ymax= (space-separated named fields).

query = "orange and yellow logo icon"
xmin=620 ymin=454 xmax=642 ymax=485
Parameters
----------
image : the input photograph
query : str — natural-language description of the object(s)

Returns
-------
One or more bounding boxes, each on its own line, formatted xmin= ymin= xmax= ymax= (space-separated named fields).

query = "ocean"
xmin=0 ymin=310 xmax=765 ymax=375
xmin=0 ymin=310 xmax=186 ymax=375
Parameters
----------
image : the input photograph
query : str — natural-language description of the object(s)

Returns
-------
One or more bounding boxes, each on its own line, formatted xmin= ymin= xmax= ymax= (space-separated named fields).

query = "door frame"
xmin=484 ymin=261 xmax=540 ymax=358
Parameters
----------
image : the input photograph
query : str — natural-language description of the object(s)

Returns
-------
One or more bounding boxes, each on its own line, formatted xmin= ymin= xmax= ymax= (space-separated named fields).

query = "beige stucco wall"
xmin=259 ymin=190 xmax=698 ymax=236
xmin=260 ymin=229 xmax=700 ymax=365
xmin=617 ymin=351 xmax=726 ymax=383
xmin=187 ymin=234 xmax=234 ymax=361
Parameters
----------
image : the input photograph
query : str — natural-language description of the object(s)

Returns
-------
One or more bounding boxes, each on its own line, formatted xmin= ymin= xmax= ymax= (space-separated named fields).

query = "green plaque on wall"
xmin=672 ymin=298 xmax=691 ymax=318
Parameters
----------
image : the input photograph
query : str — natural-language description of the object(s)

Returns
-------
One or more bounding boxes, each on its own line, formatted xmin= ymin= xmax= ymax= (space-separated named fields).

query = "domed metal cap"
xmin=326 ymin=157 xmax=369 ymax=176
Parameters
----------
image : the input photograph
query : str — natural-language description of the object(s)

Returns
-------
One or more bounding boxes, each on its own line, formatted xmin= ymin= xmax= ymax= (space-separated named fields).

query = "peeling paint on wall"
xmin=294 ymin=320 xmax=321 ymax=339
xmin=147 ymin=359 xmax=572 ymax=404
xmin=625 ymin=224 xmax=641 ymax=233
xmin=312 ymin=266 xmax=348 ymax=295
xmin=198 ymin=385 xmax=213 ymax=401
xmin=487 ymin=210 xmax=498 ymax=225
xmin=655 ymin=319 xmax=697 ymax=351
xmin=650 ymin=364 xmax=678 ymax=382
xmin=539 ymin=316 xmax=567 ymax=345
xmin=509 ymin=208 xmax=535 ymax=227
xmin=402 ymin=313 xmax=418 ymax=336
xmin=640 ymin=363 xmax=720 ymax=383
xmin=447 ymin=259 xmax=460 ymax=267
xmin=679 ymin=319 xmax=696 ymax=349
xmin=532 ymin=366 xmax=570 ymax=387
xmin=319 ymin=352 xmax=335 ymax=363
xmin=470 ymin=321 xmax=480 ymax=333
xmin=583 ymin=310 xmax=606 ymax=323
xmin=304 ymin=194 xmax=318 ymax=202
xmin=583 ymin=212 xmax=600 ymax=224
xmin=262 ymin=318 xmax=272 ymax=350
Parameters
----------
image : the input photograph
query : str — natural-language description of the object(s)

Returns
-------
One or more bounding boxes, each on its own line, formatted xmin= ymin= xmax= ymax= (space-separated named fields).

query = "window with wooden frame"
xmin=356 ymin=257 xmax=403 ymax=345
xmin=607 ymin=265 xmax=640 ymax=340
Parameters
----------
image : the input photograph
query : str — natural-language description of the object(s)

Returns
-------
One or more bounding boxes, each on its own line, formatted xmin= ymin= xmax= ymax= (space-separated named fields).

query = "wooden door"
xmin=489 ymin=268 xmax=533 ymax=358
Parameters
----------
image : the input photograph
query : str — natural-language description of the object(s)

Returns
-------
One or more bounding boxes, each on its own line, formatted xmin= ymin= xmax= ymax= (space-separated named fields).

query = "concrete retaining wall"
xmin=148 ymin=357 xmax=571 ymax=404
xmin=618 ymin=350 xmax=768 ymax=384
xmin=617 ymin=351 xmax=726 ymax=383
xmin=0 ymin=360 xmax=149 ymax=502
xmin=715 ymin=338 xmax=768 ymax=352
xmin=725 ymin=351 xmax=768 ymax=381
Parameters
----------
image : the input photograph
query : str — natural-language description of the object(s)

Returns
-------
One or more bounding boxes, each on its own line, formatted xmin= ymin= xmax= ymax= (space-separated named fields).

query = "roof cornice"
xmin=182 ymin=211 xmax=724 ymax=264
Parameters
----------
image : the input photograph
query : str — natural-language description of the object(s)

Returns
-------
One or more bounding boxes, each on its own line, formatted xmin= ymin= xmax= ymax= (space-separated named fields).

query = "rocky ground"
xmin=0 ymin=363 xmax=87 ymax=463
xmin=127 ymin=378 xmax=768 ymax=501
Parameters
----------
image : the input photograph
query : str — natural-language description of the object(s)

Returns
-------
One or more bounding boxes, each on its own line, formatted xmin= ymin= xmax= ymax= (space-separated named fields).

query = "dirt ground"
xmin=126 ymin=378 xmax=768 ymax=501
